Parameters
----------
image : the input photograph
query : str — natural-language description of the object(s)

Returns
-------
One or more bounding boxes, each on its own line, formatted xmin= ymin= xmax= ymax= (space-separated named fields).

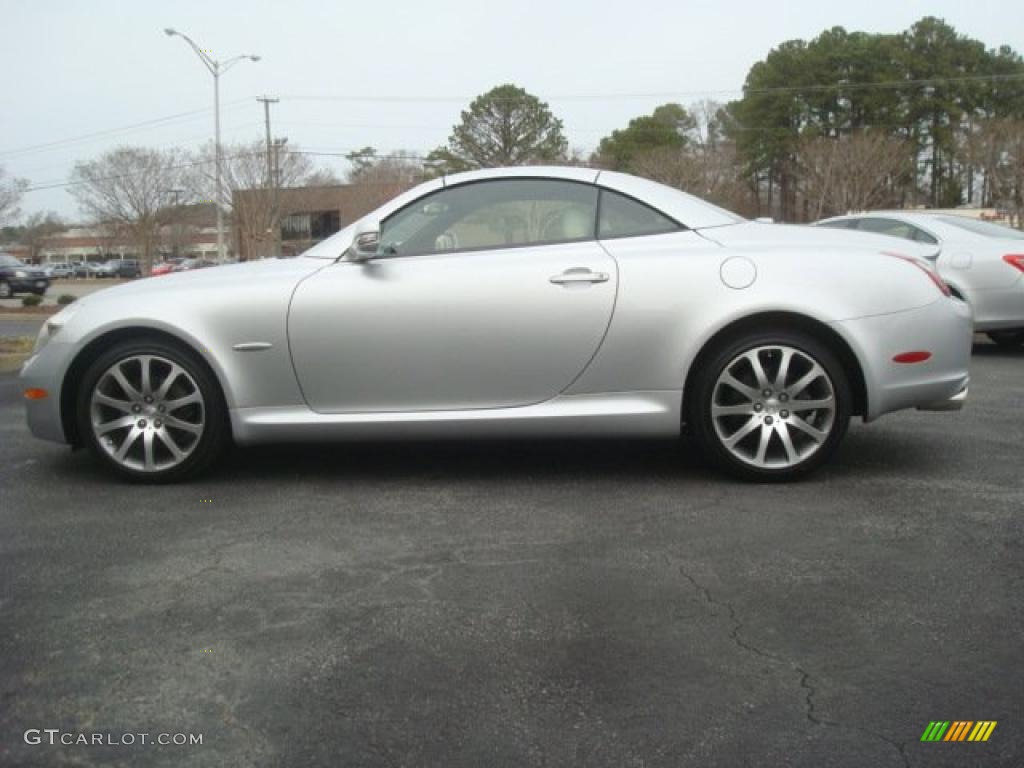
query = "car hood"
xmin=699 ymin=221 xmax=941 ymax=259
xmin=72 ymin=257 xmax=327 ymax=306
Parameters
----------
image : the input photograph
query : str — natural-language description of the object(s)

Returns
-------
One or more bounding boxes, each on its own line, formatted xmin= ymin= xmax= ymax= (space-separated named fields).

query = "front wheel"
xmin=76 ymin=339 xmax=228 ymax=482
xmin=0 ymin=281 xmax=11 ymax=298
xmin=689 ymin=331 xmax=852 ymax=481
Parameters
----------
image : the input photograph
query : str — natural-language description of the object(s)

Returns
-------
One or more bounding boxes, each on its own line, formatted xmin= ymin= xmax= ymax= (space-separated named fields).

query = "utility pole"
xmin=257 ymin=96 xmax=279 ymax=259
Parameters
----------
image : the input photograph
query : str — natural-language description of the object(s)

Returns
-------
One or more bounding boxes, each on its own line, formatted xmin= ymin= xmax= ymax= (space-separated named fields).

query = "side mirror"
xmin=349 ymin=221 xmax=381 ymax=262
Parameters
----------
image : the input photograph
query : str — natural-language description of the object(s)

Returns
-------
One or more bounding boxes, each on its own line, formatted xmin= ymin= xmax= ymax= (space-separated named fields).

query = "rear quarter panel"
xmin=569 ymin=231 xmax=943 ymax=396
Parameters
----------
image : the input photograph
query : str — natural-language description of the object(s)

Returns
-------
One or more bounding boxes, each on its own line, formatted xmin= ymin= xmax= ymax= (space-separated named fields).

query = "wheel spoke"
xmin=96 ymin=415 xmax=136 ymax=435
xmin=723 ymin=416 xmax=760 ymax=447
xmin=789 ymin=397 xmax=834 ymax=412
xmin=754 ymin=425 xmax=772 ymax=464
xmin=93 ymin=392 xmax=134 ymax=412
xmin=140 ymin=356 xmax=153 ymax=396
xmin=777 ymin=423 xmax=800 ymax=464
xmin=156 ymin=429 xmax=186 ymax=461
xmin=164 ymin=414 xmax=203 ymax=435
xmin=154 ymin=364 xmax=184 ymax=400
xmin=113 ymin=427 xmax=141 ymax=461
xmin=721 ymin=372 xmax=759 ymax=401
xmin=142 ymin=430 xmax=155 ymax=471
xmin=788 ymin=364 xmax=824 ymax=397
xmin=110 ymin=365 xmax=141 ymax=400
xmin=745 ymin=351 xmax=771 ymax=390
xmin=711 ymin=403 xmax=754 ymax=417
xmin=165 ymin=391 xmax=201 ymax=410
xmin=789 ymin=415 xmax=827 ymax=443
xmin=774 ymin=348 xmax=794 ymax=390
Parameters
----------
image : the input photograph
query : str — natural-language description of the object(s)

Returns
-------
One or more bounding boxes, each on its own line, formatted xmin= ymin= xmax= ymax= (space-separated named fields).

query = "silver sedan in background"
xmin=21 ymin=167 xmax=971 ymax=482
xmin=816 ymin=212 xmax=1024 ymax=346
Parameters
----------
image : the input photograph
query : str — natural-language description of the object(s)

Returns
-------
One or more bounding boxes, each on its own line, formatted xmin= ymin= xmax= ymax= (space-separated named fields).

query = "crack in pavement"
xmin=679 ymin=566 xmax=911 ymax=768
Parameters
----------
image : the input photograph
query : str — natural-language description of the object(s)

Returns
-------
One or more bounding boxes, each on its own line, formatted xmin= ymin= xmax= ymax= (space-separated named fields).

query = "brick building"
xmin=232 ymin=183 xmax=406 ymax=260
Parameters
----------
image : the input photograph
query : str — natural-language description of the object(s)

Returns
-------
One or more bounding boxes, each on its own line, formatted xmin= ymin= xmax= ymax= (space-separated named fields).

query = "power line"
xmin=0 ymin=100 xmax=252 ymax=160
xmin=279 ymin=73 xmax=1024 ymax=104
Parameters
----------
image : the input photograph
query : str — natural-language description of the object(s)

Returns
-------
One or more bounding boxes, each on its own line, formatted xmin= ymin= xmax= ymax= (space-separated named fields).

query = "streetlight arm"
xmin=220 ymin=54 xmax=260 ymax=74
xmin=165 ymin=28 xmax=216 ymax=75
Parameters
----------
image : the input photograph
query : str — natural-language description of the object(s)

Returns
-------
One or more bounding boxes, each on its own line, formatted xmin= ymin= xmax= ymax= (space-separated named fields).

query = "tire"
xmin=689 ymin=330 xmax=852 ymax=482
xmin=0 ymin=280 xmax=11 ymax=299
xmin=76 ymin=338 xmax=229 ymax=482
xmin=987 ymin=330 xmax=1024 ymax=347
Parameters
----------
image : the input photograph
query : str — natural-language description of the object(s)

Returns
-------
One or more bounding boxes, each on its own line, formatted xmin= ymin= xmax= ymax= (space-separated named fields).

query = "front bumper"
xmin=8 ymin=277 xmax=49 ymax=292
xmin=20 ymin=341 xmax=73 ymax=444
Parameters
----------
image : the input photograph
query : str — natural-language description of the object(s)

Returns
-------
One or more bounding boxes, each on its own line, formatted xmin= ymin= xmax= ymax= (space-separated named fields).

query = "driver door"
xmin=288 ymin=178 xmax=617 ymax=413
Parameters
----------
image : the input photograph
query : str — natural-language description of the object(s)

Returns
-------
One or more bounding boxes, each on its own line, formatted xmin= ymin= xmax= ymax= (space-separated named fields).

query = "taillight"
xmin=1003 ymin=254 xmax=1024 ymax=274
xmin=882 ymin=251 xmax=951 ymax=297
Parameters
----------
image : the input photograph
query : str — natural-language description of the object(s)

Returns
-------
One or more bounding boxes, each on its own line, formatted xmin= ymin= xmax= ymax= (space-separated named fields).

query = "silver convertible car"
xmin=816 ymin=211 xmax=1024 ymax=346
xmin=21 ymin=167 xmax=971 ymax=482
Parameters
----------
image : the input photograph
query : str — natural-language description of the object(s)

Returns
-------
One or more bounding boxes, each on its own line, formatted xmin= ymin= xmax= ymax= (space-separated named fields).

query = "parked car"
xmin=21 ymin=167 xmax=971 ymax=482
xmin=71 ymin=261 xmax=102 ymax=278
xmin=171 ymin=258 xmax=219 ymax=272
xmin=48 ymin=263 xmax=74 ymax=279
xmin=151 ymin=258 xmax=185 ymax=276
xmin=816 ymin=212 xmax=1024 ymax=346
xmin=93 ymin=262 xmax=119 ymax=278
xmin=96 ymin=259 xmax=141 ymax=278
xmin=0 ymin=253 xmax=50 ymax=298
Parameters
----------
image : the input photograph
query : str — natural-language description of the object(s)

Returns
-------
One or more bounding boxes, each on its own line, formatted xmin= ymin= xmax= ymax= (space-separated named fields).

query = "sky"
xmin=3 ymin=0 xmax=1024 ymax=222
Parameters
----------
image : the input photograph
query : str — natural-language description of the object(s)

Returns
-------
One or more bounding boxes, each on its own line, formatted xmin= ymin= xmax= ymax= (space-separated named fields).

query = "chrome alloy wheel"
xmin=711 ymin=345 xmax=836 ymax=469
xmin=89 ymin=354 xmax=205 ymax=472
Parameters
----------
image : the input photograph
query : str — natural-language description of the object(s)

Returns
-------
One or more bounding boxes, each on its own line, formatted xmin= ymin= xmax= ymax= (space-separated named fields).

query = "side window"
xmin=855 ymin=218 xmax=929 ymax=243
xmin=598 ymin=189 xmax=681 ymax=238
xmin=379 ymin=179 xmax=598 ymax=257
xmin=817 ymin=219 xmax=859 ymax=230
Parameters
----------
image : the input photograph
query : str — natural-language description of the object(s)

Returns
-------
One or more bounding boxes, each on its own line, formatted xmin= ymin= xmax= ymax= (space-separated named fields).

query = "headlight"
xmin=15 ymin=270 xmax=28 ymax=278
xmin=32 ymin=303 xmax=79 ymax=354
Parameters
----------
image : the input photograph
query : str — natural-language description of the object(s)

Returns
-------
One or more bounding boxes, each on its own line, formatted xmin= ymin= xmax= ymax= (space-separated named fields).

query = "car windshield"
xmin=936 ymin=216 xmax=1024 ymax=240
xmin=0 ymin=254 xmax=26 ymax=267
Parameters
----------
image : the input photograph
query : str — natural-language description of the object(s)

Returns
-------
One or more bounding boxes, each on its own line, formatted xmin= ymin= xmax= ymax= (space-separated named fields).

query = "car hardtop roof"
xmin=440 ymin=166 xmax=743 ymax=229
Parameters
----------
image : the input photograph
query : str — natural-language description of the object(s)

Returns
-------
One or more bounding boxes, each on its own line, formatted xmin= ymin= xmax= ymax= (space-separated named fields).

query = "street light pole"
xmin=164 ymin=28 xmax=260 ymax=262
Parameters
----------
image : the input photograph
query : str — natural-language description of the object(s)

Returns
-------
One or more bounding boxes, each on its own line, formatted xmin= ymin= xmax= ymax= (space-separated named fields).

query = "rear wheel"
xmin=76 ymin=339 xmax=228 ymax=482
xmin=987 ymin=330 xmax=1024 ymax=348
xmin=0 ymin=281 xmax=11 ymax=298
xmin=689 ymin=331 xmax=851 ymax=481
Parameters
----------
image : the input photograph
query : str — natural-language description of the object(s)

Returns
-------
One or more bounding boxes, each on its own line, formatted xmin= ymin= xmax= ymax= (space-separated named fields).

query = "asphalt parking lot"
xmin=1 ymin=341 xmax=1021 ymax=767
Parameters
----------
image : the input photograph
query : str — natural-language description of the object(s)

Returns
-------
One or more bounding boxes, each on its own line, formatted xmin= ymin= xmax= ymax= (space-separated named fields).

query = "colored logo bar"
xmin=920 ymin=721 xmax=997 ymax=742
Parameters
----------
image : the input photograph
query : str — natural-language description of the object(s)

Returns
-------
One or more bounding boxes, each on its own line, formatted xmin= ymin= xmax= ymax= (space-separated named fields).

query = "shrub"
xmin=57 ymin=294 xmax=77 ymax=305
xmin=21 ymin=294 xmax=43 ymax=307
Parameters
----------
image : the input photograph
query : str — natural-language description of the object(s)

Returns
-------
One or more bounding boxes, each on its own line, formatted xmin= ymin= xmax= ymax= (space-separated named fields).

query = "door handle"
xmin=549 ymin=269 xmax=610 ymax=285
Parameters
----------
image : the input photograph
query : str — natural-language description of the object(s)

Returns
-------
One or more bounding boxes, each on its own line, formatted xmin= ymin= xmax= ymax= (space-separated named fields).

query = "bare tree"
xmin=796 ymin=131 xmax=911 ymax=220
xmin=69 ymin=147 xmax=186 ymax=273
xmin=967 ymin=119 xmax=1024 ymax=228
xmin=0 ymin=165 xmax=29 ymax=224
xmin=20 ymin=211 xmax=67 ymax=263
xmin=189 ymin=141 xmax=314 ymax=260
xmin=345 ymin=148 xmax=426 ymax=211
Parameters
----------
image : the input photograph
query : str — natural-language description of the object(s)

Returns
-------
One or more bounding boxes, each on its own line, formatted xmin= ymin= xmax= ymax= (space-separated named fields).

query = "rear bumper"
xmin=917 ymin=384 xmax=968 ymax=412
xmin=834 ymin=297 xmax=972 ymax=421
